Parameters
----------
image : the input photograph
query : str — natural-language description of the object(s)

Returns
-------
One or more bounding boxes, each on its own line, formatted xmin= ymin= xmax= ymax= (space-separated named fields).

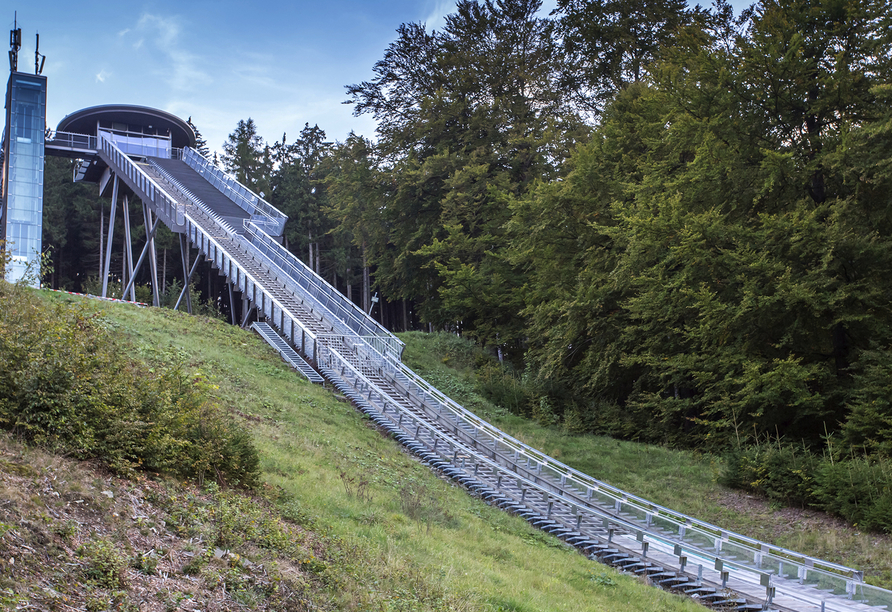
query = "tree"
xmin=186 ymin=116 xmax=211 ymax=158
xmin=346 ymin=0 xmax=586 ymax=344
xmin=553 ymin=0 xmax=697 ymax=113
xmin=324 ymin=134 xmax=381 ymax=313
xmin=220 ymin=118 xmax=270 ymax=196
xmin=42 ymin=157 xmax=106 ymax=290
xmin=511 ymin=0 xmax=892 ymax=448
xmin=270 ymin=124 xmax=333 ymax=275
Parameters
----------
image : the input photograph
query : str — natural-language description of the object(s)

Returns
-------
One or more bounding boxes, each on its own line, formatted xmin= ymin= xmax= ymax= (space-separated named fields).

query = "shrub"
xmin=0 ymin=283 xmax=259 ymax=487
xmin=719 ymin=443 xmax=819 ymax=507
xmin=813 ymin=457 xmax=892 ymax=532
xmin=475 ymin=362 xmax=533 ymax=416
xmin=78 ymin=537 xmax=128 ymax=588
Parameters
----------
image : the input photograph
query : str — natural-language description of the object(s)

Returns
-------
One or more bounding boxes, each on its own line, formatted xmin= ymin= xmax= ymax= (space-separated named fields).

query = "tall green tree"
xmin=42 ymin=157 xmax=106 ymax=290
xmin=512 ymin=0 xmax=892 ymax=447
xmin=553 ymin=0 xmax=697 ymax=113
xmin=324 ymin=134 xmax=382 ymax=312
xmin=270 ymin=124 xmax=333 ymax=275
xmin=346 ymin=0 xmax=586 ymax=346
xmin=186 ymin=116 xmax=211 ymax=158
xmin=220 ymin=118 xmax=271 ymax=196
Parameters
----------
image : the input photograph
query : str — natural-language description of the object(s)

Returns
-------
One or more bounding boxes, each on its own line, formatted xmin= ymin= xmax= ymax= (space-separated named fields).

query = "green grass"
xmin=49 ymin=294 xmax=703 ymax=612
xmin=397 ymin=331 xmax=892 ymax=590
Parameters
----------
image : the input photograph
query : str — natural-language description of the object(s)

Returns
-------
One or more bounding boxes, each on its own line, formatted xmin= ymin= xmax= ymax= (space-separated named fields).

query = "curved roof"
xmin=56 ymin=104 xmax=196 ymax=149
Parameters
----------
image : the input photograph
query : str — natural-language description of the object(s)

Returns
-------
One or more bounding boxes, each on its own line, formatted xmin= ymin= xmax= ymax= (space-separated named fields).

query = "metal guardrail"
xmin=242 ymin=221 xmax=405 ymax=362
xmin=101 ymin=139 xmax=326 ymax=366
xmin=145 ymin=159 xmax=238 ymax=237
xmin=181 ymin=147 xmax=286 ymax=237
xmin=383 ymin=357 xmax=869 ymax=582
xmin=313 ymin=341 xmax=892 ymax=610
xmin=46 ymin=130 xmax=97 ymax=151
xmin=98 ymin=132 xmax=185 ymax=230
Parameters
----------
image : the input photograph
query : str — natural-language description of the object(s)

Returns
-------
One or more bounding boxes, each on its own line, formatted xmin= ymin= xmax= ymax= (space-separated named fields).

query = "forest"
xmin=40 ymin=0 xmax=892 ymax=526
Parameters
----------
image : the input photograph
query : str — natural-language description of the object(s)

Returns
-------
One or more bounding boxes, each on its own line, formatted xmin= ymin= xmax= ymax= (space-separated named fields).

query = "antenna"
xmin=9 ymin=11 xmax=21 ymax=72
xmin=35 ymin=32 xmax=45 ymax=75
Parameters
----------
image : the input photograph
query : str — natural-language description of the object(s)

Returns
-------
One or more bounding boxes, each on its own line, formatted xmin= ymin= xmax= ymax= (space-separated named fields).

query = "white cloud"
xmin=423 ymin=0 xmax=455 ymax=31
xmin=95 ymin=69 xmax=110 ymax=83
xmin=130 ymin=12 xmax=211 ymax=91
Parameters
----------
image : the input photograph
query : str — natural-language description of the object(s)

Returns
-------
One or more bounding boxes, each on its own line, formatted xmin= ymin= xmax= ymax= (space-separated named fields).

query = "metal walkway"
xmin=90 ymin=134 xmax=891 ymax=612
xmin=251 ymin=321 xmax=324 ymax=383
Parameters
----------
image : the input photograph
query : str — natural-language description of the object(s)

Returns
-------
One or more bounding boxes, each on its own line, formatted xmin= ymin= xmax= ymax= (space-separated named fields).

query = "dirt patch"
xmin=0 ymin=437 xmax=333 ymax=611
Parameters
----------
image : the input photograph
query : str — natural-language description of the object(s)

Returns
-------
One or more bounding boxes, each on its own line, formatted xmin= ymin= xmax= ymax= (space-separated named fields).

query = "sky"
xmin=7 ymin=0 xmax=749 ymax=156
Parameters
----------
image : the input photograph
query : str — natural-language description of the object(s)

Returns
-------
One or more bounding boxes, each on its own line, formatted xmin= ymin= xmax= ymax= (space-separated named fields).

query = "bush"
xmin=78 ymin=537 xmax=128 ymax=588
xmin=813 ymin=458 xmax=892 ymax=532
xmin=0 ymin=282 xmax=259 ymax=487
xmin=719 ymin=443 xmax=819 ymax=507
xmin=475 ymin=362 xmax=533 ymax=416
xmin=721 ymin=442 xmax=892 ymax=532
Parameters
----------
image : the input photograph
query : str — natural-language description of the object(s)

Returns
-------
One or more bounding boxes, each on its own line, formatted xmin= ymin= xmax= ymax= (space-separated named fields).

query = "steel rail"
xmin=382 ymin=357 xmax=867 ymax=581
xmin=242 ymin=221 xmax=405 ymax=361
xmin=181 ymin=147 xmax=286 ymax=236
xmin=317 ymin=348 xmax=886 ymax=611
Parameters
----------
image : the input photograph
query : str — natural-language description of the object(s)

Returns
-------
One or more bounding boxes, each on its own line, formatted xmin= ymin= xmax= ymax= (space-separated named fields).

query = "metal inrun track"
xmin=99 ymin=140 xmax=892 ymax=612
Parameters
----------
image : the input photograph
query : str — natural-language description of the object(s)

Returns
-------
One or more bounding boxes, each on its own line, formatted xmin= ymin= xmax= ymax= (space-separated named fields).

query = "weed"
xmin=54 ymin=519 xmax=78 ymax=540
xmin=131 ymin=550 xmax=159 ymax=575
xmin=339 ymin=469 xmax=373 ymax=503
xmin=78 ymin=536 xmax=128 ymax=588
xmin=592 ymin=571 xmax=618 ymax=587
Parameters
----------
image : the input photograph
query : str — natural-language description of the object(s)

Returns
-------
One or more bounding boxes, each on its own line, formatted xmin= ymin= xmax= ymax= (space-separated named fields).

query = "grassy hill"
xmin=0 ymin=287 xmax=703 ymax=611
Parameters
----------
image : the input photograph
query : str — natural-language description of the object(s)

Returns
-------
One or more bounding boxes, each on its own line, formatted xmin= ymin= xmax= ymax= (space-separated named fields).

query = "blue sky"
xmin=8 ymin=0 xmax=749 ymax=156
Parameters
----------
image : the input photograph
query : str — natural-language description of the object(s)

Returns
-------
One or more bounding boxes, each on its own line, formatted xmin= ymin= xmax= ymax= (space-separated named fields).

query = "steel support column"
xmin=174 ymin=233 xmax=200 ymax=314
xmin=101 ymin=174 xmax=119 ymax=298
xmin=228 ymin=281 xmax=237 ymax=325
xmin=142 ymin=202 xmax=161 ymax=307
xmin=120 ymin=215 xmax=162 ymax=303
xmin=122 ymin=194 xmax=136 ymax=302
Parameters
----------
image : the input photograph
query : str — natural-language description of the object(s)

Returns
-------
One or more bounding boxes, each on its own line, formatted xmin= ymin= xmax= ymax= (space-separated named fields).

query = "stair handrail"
xmin=243 ymin=221 xmax=404 ymax=361
xmin=98 ymin=132 xmax=184 ymax=228
xmin=380 ymin=353 xmax=865 ymax=582
xmin=180 ymin=213 xmax=323 ymax=364
xmin=181 ymin=147 xmax=286 ymax=237
xmin=318 ymin=344 xmax=889 ymax=611
xmin=146 ymin=159 xmax=238 ymax=237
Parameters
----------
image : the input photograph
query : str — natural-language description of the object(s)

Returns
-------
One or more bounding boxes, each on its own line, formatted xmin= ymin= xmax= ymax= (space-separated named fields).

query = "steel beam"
xmin=101 ymin=174 xmax=118 ymax=298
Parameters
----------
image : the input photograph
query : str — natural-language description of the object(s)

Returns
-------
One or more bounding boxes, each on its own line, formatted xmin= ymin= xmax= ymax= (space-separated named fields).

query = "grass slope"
xmin=0 ymin=290 xmax=704 ymax=611
xmin=398 ymin=331 xmax=892 ymax=590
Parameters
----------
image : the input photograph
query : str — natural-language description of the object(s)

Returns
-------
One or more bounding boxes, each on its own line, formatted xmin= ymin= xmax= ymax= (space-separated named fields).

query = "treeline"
xmin=42 ymin=0 xmax=892 ymax=497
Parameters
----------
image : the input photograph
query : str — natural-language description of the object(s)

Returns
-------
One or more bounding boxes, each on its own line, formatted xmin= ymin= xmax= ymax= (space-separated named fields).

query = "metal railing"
xmin=181 ymin=147 xmax=286 ymax=237
xmin=183 ymin=214 xmax=320 ymax=363
xmin=317 ymin=343 xmax=892 ymax=610
xmin=46 ymin=130 xmax=98 ymax=151
xmin=374 ymin=356 xmax=891 ymax=603
xmin=98 ymin=132 xmax=185 ymax=230
xmin=243 ymin=221 xmax=405 ymax=361
xmin=146 ymin=159 xmax=238 ymax=238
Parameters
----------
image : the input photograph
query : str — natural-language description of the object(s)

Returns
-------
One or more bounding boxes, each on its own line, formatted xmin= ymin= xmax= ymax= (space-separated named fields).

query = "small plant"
xmin=591 ymin=571 xmax=617 ymax=587
xmin=339 ymin=469 xmax=372 ymax=503
xmin=131 ymin=550 xmax=159 ymax=575
xmin=54 ymin=519 xmax=78 ymax=540
xmin=181 ymin=547 xmax=212 ymax=575
xmin=78 ymin=536 xmax=128 ymax=588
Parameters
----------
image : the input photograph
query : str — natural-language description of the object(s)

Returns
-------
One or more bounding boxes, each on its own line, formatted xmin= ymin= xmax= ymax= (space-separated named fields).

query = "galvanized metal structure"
xmin=4 ymin=95 xmax=888 ymax=611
